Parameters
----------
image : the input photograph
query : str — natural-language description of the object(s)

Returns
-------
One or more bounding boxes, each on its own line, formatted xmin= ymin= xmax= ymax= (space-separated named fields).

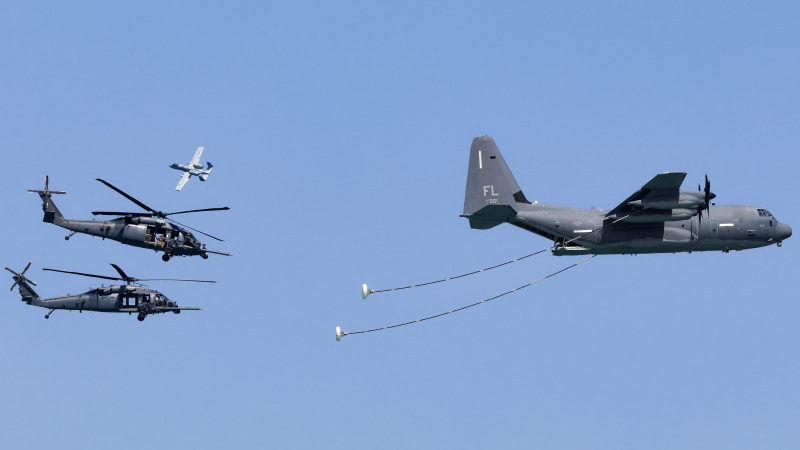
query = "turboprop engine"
xmin=628 ymin=190 xmax=715 ymax=210
xmin=619 ymin=208 xmax=698 ymax=223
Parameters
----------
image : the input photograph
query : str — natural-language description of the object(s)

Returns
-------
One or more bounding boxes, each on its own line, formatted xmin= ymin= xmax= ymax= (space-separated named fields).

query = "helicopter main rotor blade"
xmin=165 ymin=207 xmax=231 ymax=216
xmin=43 ymin=268 xmax=121 ymax=282
xmin=136 ymin=278 xmax=217 ymax=283
xmin=109 ymin=264 xmax=131 ymax=281
xmin=96 ymin=179 xmax=156 ymax=215
xmin=169 ymin=218 xmax=225 ymax=242
xmin=91 ymin=211 xmax=153 ymax=217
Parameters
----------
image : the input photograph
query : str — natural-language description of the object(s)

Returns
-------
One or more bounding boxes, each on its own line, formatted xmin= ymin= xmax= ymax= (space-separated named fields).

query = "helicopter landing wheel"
xmin=44 ymin=314 xmax=49 ymax=319
xmin=201 ymin=254 xmax=208 ymax=260
xmin=64 ymin=236 xmax=69 ymax=240
xmin=137 ymin=313 xmax=146 ymax=321
xmin=162 ymin=254 xmax=170 ymax=262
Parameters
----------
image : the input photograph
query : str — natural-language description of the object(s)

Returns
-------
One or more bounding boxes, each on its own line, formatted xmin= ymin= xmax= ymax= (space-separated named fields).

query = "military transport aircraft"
xmin=28 ymin=176 xmax=231 ymax=261
xmin=461 ymin=136 xmax=792 ymax=255
xmin=170 ymin=146 xmax=213 ymax=191
xmin=6 ymin=262 xmax=208 ymax=321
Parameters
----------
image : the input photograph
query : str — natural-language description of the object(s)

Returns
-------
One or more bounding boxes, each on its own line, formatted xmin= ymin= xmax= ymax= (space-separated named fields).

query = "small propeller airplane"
xmin=28 ymin=176 xmax=232 ymax=261
xmin=461 ymin=136 xmax=792 ymax=255
xmin=6 ymin=262 xmax=209 ymax=321
xmin=170 ymin=146 xmax=213 ymax=191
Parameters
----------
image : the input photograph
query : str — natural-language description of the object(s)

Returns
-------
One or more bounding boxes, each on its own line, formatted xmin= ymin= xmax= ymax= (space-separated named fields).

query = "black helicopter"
xmin=7 ymin=262 xmax=211 ymax=321
xmin=29 ymin=176 xmax=231 ymax=261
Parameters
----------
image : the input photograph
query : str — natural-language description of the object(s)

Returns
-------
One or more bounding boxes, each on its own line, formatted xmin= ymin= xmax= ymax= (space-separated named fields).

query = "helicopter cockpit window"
xmin=186 ymin=233 xmax=197 ymax=246
xmin=155 ymin=293 xmax=167 ymax=307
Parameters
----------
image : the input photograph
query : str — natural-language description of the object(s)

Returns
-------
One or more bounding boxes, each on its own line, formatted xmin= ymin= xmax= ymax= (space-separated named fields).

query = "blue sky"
xmin=1 ymin=1 xmax=799 ymax=449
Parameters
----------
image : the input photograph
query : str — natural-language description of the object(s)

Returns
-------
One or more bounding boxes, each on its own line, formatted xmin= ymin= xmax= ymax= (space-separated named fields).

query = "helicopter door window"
xmin=121 ymin=293 xmax=135 ymax=307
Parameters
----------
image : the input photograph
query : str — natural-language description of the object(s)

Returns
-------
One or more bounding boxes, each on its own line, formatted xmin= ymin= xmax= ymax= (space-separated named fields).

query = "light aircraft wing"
xmin=606 ymin=172 xmax=686 ymax=216
xmin=175 ymin=172 xmax=191 ymax=191
xmin=189 ymin=146 xmax=204 ymax=166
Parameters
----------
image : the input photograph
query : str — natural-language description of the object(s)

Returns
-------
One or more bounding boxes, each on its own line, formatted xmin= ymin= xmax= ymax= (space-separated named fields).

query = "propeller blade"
xmin=136 ymin=278 xmax=217 ymax=283
xmin=169 ymin=218 xmax=225 ymax=242
xmin=91 ymin=211 xmax=153 ymax=217
xmin=165 ymin=207 xmax=230 ymax=216
xmin=96 ymin=179 xmax=156 ymax=214
xmin=42 ymin=268 xmax=121 ymax=282
xmin=10 ymin=281 xmax=18 ymax=291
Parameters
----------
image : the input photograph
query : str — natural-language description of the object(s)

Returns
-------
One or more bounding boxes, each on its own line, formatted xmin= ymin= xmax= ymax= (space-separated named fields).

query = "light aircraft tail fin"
xmin=200 ymin=162 xmax=213 ymax=181
xmin=462 ymin=136 xmax=530 ymax=229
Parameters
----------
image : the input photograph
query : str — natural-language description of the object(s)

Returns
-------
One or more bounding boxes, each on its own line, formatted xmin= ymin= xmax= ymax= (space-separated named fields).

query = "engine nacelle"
xmin=620 ymin=208 xmax=698 ymax=223
xmin=108 ymin=285 xmax=136 ymax=294
xmin=130 ymin=217 xmax=167 ymax=226
xmin=629 ymin=194 xmax=703 ymax=210
xmin=192 ymin=163 xmax=204 ymax=169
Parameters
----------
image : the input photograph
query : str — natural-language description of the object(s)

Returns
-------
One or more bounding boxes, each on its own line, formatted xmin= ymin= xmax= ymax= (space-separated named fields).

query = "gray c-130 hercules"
xmin=28 ymin=176 xmax=232 ymax=261
xmin=461 ymin=136 xmax=792 ymax=255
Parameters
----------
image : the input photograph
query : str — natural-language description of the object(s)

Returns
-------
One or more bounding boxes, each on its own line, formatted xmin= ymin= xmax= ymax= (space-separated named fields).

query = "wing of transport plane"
xmin=606 ymin=172 xmax=687 ymax=216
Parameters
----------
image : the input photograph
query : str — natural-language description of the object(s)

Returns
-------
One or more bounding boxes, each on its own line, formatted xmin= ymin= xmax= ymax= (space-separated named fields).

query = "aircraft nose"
xmin=776 ymin=223 xmax=792 ymax=241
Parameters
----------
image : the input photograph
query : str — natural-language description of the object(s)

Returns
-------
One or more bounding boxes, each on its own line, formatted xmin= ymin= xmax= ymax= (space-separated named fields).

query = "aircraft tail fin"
xmin=27 ymin=176 xmax=66 ymax=225
xmin=15 ymin=279 xmax=40 ymax=304
xmin=200 ymin=162 xmax=213 ymax=181
xmin=462 ymin=136 xmax=530 ymax=229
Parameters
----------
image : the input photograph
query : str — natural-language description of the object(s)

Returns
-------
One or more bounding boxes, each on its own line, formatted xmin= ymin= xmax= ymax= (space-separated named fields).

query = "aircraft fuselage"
xmin=511 ymin=203 xmax=790 ymax=255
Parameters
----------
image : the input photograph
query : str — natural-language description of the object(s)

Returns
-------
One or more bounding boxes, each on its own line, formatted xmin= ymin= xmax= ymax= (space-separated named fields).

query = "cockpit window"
xmin=757 ymin=208 xmax=773 ymax=218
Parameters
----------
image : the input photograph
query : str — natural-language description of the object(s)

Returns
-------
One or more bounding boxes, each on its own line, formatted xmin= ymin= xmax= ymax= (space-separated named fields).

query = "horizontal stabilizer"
xmin=461 ymin=204 xmax=516 ymax=230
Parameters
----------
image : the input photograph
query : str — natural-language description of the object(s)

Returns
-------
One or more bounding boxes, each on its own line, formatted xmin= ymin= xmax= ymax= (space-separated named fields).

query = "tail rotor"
xmin=27 ymin=175 xmax=66 ymax=209
xmin=6 ymin=262 xmax=37 ymax=291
